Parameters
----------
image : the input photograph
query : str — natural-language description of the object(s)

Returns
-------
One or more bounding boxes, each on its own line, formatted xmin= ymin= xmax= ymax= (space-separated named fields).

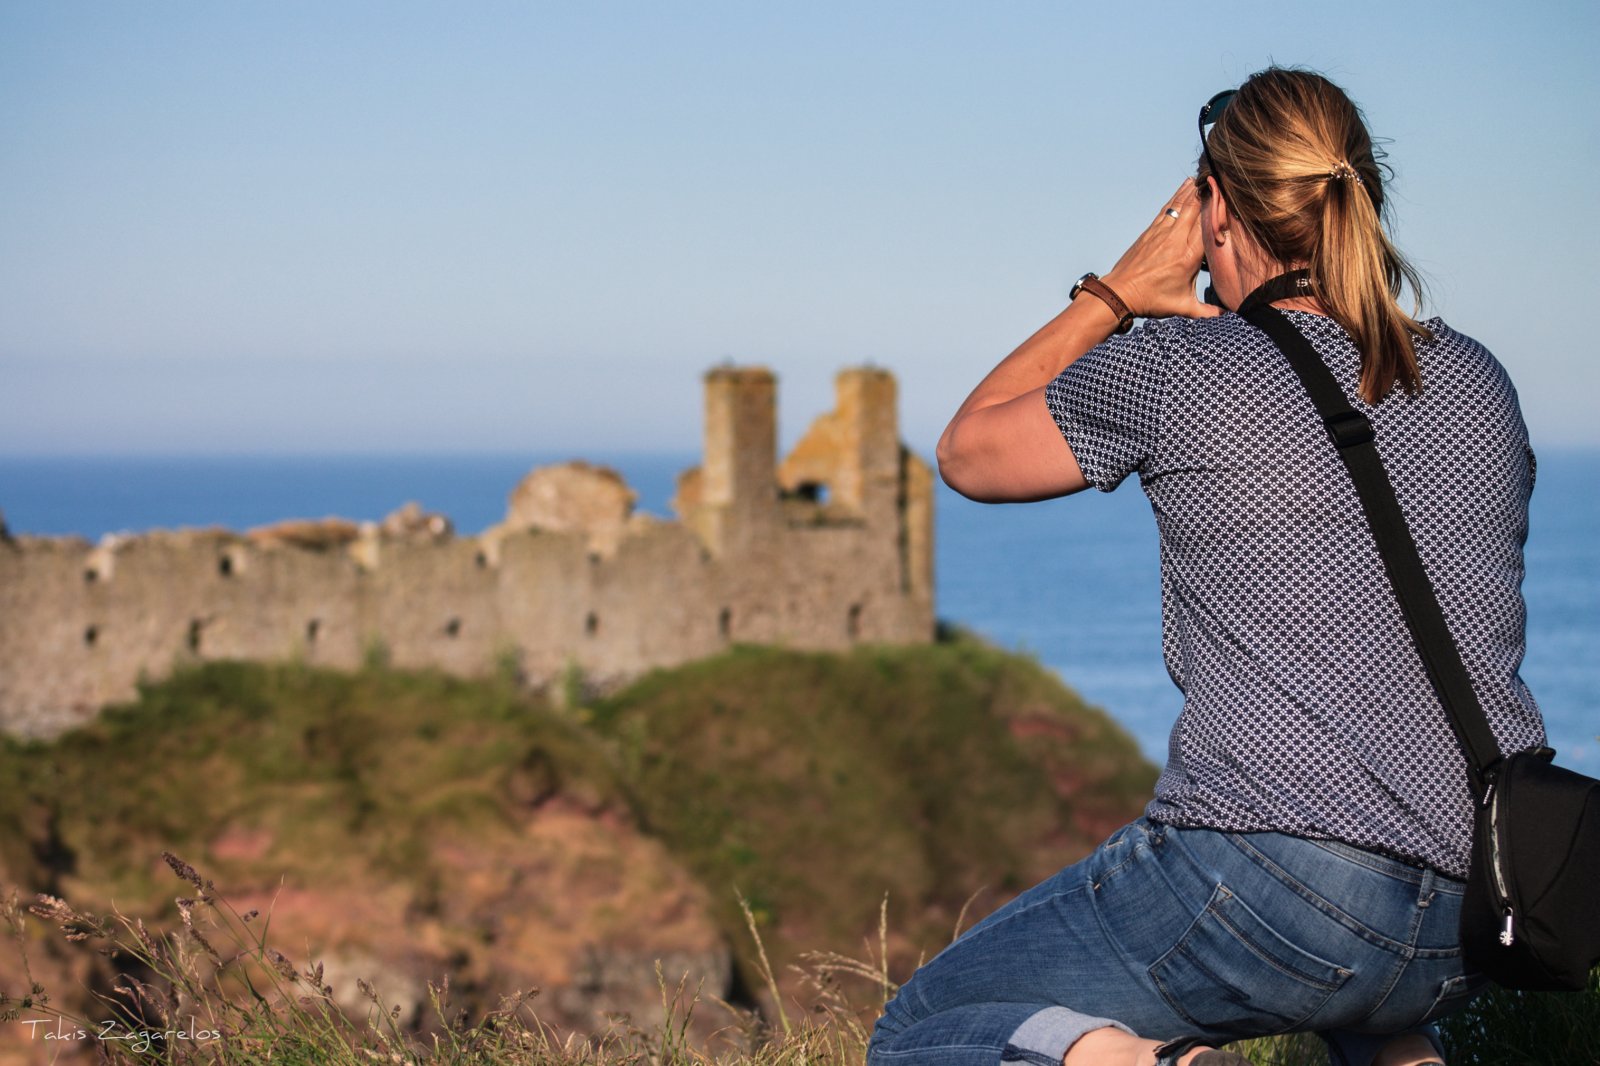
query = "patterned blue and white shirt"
xmin=1045 ymin=310 xmax=1545 ymax=879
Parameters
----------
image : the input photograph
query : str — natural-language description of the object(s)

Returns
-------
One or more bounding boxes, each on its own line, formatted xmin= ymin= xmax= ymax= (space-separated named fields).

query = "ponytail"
xmin=1205 ymin=68 xmax=1431 ymax=404
xmin=1313 ymin=159 xmax=1431 ymax=401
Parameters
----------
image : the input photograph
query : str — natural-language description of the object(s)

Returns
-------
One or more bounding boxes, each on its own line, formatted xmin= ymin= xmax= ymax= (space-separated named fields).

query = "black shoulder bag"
xmin=1237 ymin=280 xmax=1600 ymax=991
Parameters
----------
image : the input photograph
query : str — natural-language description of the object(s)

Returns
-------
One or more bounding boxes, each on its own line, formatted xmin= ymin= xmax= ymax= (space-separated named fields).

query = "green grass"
xmin=585 ymin=638 xmax=1154 ymax=990
xmin=1432 ymin=967 xmax=1600 ymax=1064
xmin=0 ymin=660 xmax=626 ymax=907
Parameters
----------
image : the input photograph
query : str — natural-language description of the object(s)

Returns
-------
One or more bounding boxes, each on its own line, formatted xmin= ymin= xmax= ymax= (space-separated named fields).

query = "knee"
xmin=870 ymin=989 xmax=912 ymax=1042
xmin=865 ymin=1012 xmax=899 ymax=1066
xmin=865 ymin=986 xmax=920 ymax=1062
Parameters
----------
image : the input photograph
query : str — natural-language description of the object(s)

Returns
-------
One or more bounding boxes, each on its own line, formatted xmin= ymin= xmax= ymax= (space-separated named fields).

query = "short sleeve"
xmin=1044 ymin=319 xmax=1174 ymax=491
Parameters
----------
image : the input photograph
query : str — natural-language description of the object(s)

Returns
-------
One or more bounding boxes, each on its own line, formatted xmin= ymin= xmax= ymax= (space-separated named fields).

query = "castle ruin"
xmin=0 ymin=367 xmax=935 ymax=737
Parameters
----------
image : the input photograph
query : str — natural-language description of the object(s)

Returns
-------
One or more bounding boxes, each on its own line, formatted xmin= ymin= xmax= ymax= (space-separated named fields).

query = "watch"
xmin=1069 ymin=272 xmax=1135 ymax=334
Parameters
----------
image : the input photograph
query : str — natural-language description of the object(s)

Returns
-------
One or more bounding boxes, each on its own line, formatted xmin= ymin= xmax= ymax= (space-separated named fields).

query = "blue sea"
xmin=2 ymin=450 xmax=1595 ymax=769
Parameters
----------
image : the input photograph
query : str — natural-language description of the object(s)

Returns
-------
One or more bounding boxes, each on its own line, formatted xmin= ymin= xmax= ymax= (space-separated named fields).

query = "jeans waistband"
xmin=1297 ymin=835 xmax=1467 ymax=895
xmin=1151 ymin=818 xmax=1467 ymax=897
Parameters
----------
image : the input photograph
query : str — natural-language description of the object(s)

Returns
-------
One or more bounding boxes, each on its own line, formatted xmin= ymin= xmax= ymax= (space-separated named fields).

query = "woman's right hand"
xmin=935 ymin=179 xmax=1220 ymax=503
xmin=1100 ymin=179 xmax=1219 ymax=321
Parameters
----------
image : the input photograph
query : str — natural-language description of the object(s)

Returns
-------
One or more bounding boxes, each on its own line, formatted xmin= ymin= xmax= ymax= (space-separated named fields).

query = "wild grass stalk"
xmin=736 ymin=891 xmax=790 ymax=1039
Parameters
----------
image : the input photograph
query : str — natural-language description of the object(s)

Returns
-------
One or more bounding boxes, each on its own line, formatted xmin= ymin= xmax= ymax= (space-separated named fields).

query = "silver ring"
xmin=1164 ymin=208 xmax=1181 ymax=220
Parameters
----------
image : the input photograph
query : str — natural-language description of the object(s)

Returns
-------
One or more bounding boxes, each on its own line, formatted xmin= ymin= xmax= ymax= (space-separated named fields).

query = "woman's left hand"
xmin=1100 ymin=179 xmax=1219 ymax=321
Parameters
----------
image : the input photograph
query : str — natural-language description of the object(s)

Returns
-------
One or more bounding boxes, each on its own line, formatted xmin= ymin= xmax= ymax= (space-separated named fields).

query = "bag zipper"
xmin=1484 ymin=775 xmax=1515 ymax=947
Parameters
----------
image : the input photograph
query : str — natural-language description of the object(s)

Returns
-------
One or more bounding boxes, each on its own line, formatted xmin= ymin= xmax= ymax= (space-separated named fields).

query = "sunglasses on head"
xmin=1196 ymin=89 xmax=1236 ymax=296
xmin=1198 ymin=88 xmax=1236 ymax=194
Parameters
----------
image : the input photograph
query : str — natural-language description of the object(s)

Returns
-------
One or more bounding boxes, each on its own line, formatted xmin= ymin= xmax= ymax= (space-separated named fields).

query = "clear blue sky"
xmin=4 ymin=1 xmax=1597 ymax=457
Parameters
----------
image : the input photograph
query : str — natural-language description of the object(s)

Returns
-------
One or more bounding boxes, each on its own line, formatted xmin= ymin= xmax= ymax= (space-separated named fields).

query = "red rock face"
xmin=0 ymin=802 xmax=731 ymax=1063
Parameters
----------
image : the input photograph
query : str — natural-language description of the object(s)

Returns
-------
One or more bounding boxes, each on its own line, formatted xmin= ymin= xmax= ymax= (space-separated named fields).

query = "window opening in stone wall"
xmin=444 ymin=617 xmax=462 ymax=639
xmin=218 ymin=555 xmax=234 ymax=578
xmin=718 ymin=607 xmax=732 ymax=640
xmin=585 ymin=612 xmax=600 ymax=638
xmin=794 ymin=481 xmax=831 ymax=504
xmin=83 ymin=568 xmax=98 ymax=583
xmin=306 ymin=618 xmax=321 ymax=644
xmin=83 ymin=625 xmax=99 ymax=648
xmin=187 ymin=619 xmax=204 ymax=653
xmin=474 ymin=550 xmax=488 ymax=569
xmin=847 ymin=603 xmax=863 ymax=641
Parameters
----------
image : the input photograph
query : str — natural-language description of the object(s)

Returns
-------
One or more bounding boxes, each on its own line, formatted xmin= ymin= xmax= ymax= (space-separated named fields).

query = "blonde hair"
xmin=1199 ymin=68 xmax=1431 ymax=403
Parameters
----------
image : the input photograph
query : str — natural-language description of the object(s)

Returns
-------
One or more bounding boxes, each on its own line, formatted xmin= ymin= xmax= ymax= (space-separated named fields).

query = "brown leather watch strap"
xmin=1071 ymin=273 xmax=1135 ymax=334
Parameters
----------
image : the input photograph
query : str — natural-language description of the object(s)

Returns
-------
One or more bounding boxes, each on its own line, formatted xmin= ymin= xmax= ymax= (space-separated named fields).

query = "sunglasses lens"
xmin=1198 ymin=88 xmax=1236 ymax=192
xmin=1200 ymin=90 xmax=1235 ymax=134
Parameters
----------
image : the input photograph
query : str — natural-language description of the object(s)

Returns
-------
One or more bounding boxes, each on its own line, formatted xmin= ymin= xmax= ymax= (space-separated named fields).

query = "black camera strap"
xmin=1236 ymin=295 xmax=1504 ymax=799
xmin=1205 ymin=268 xmax=1310 ymax=311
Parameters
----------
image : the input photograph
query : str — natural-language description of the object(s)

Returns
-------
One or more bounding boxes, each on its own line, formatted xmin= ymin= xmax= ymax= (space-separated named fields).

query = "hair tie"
xmin=1328 ymin=162 xmax=1364 ymax=185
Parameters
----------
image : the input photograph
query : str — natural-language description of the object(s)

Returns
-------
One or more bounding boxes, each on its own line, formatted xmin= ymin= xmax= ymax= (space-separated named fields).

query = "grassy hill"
xmin=585 ymin=637 xmax=1155 ymax=980
xmin=0 ymin=634 xmax=1154 ymax=1043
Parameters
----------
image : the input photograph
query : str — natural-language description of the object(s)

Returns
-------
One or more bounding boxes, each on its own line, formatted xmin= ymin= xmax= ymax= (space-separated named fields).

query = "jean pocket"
xmin=1414 ymin=971 xmax=1489 ymax=1027
xmin=1150 ymin=883 xmax=1352 ymax=1035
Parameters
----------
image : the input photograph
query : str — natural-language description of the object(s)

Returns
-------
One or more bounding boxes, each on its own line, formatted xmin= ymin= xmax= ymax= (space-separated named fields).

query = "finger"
xmin=1165 ymin=179 xmax=1199 ymax=208
xmin=1158 ymin=181 xmax=1202 ymax=223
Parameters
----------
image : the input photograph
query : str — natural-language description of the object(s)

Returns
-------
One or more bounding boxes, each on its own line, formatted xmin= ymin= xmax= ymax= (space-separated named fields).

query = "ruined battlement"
xmin=0 ymin=367 xmax=935 ymax=737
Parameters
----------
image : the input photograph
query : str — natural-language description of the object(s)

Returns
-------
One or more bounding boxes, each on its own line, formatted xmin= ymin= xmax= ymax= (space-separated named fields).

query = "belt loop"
xmin=1417 ymin=868 xmax=1436 ymax=908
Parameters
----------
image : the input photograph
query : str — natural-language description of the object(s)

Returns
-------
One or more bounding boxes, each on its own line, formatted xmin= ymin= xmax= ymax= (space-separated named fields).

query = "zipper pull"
xmin=1499 ymin=909 xmax=1515 ymax=948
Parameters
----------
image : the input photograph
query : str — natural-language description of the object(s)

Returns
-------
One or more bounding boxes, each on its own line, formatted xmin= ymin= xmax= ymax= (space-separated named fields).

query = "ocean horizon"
xmin=2 ymin=448 xmax=1594 ymax=769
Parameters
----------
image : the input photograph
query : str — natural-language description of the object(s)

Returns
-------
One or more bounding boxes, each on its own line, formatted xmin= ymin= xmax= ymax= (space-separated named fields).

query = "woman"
xmin=867 ymin=69 xmax=1544 ymax=1066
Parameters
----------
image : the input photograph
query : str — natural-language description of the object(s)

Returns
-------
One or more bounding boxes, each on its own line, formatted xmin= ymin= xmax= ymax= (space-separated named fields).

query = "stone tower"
xmin=691 ymin=366 xmax=778 ymax=556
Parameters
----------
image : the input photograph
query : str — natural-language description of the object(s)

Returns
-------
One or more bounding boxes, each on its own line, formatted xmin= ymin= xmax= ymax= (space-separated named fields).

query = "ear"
xmin=1203 ymin=175 xmax=1230 ymax=244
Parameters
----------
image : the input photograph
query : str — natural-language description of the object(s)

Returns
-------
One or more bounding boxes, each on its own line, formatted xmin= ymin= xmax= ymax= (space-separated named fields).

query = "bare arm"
xmin=936 ymin=180 xmax=1220 ymax=502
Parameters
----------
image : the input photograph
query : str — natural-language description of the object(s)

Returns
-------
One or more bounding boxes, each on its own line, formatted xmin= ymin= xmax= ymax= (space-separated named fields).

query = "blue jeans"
xmin=868 ymin=819 xmax=1486 ymax=1066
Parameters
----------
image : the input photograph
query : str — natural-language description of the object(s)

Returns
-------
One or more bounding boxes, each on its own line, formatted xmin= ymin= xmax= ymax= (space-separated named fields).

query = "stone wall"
xmin=0 ymin=366 xmax=935 ymax=737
